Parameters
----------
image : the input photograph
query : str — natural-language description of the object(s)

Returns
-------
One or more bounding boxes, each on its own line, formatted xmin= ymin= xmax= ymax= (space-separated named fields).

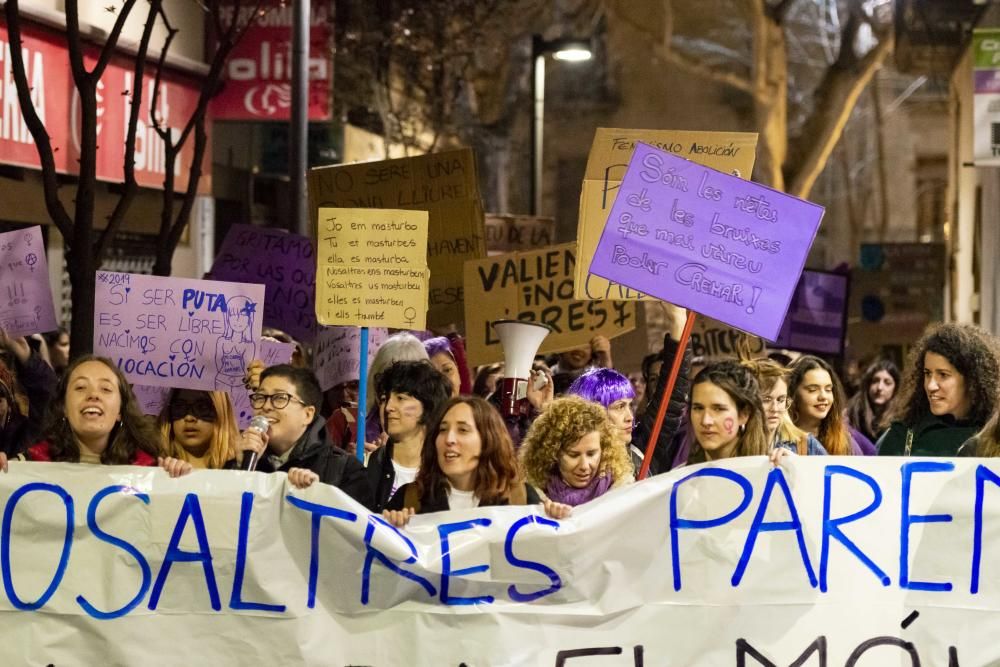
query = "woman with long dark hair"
xmin=846 ymin=359 xmax=899 ymax=443
xmin=383 ymin=396 xmax=570 ymax=525
xmin=879 ymin=323 xmax=999 ymax=457
xmin=685 ymin=361 xmax=770 ymax=465
xmin=788 ymin=355 xmax=867 ymax=455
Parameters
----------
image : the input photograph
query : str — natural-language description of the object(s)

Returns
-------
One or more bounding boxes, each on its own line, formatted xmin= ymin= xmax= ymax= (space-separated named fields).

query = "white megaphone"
xmin=492 ymin=319 xmax=552 ymax=417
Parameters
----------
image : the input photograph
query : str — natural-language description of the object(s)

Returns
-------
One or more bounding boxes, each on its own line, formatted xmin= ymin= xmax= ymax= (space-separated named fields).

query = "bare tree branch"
xmin=661 ymin=47 xmax=757 ymax=96
xmin=97 ymin=0 xmax=162 ymax=259
xmin=90 ymin=0 xmax=140 ymax=81
xmin=770 ymin=0 xmax=798 ymax=25
xmin=2 ymin=0 xmax=73 ymax=239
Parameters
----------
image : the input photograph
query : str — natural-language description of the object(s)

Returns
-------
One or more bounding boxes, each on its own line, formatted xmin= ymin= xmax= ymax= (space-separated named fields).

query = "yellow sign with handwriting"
xmin=315 ymin=208 xmax=430 ymax=330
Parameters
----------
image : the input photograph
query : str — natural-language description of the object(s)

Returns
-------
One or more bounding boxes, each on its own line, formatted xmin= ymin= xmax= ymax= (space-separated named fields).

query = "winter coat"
xmin=877 ymin=414 xmax=979 ymax=457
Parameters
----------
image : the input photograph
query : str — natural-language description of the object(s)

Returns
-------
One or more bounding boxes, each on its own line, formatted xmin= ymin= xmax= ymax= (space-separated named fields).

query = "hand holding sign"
xmin=589 ymin=143 xmax=824 ymax=340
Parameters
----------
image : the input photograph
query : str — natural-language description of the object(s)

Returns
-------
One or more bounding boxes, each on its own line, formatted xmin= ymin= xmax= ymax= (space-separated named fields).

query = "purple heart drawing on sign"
xmin=124 ymin=329 xmax=130 ymax=334
xmin=188 ymin=311 xmax=195 ymax=317
xmin=168 ymin=354 xmax=176 ymax=361
xmin=125 ymin=287 xmax=131 ymax=293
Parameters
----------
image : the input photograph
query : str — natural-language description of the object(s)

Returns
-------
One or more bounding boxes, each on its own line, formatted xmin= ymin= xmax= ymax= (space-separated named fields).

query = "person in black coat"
xmin=382 ymin=396 xmax=570 ymax=526
xmin=237 ymin=364 xmax=371 ymax=508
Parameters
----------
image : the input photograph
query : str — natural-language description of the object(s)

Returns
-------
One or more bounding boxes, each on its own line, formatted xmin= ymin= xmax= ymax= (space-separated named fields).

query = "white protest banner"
xmin=313 ymin=326 xmax=388 ymax=391
xmin=93 ymin=272 xmax=265 ymax=393
xmin=0 ymin=226 xmax=58 ymax=336
xmin=3 ymin=458 xmax=1000 ymax=665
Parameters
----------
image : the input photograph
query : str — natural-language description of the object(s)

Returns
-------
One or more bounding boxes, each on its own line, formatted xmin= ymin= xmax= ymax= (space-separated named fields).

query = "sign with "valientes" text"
xmin=589 ymin=143 xmax=824 ymax=340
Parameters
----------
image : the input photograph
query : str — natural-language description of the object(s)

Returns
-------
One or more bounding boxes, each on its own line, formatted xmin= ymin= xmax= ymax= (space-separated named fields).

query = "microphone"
xmin=243 ymin=415 xmax=271 ymax=472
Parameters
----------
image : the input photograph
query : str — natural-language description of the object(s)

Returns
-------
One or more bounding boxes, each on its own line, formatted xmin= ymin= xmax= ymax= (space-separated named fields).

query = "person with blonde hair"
xmin=158 ymin=389 xmax=239 ymax=469
xmin=742 ymin=358 xmax=826 ymax=456
xmin=520 ymin=396 xmax=634 ymax=507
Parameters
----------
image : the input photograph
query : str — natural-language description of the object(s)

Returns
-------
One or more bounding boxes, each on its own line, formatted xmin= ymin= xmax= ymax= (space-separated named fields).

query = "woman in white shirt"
xmin=383 ymin=396 xmax=570 ymax=524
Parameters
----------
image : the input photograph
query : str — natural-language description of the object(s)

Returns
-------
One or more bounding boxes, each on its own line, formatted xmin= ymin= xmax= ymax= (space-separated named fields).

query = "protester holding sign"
xmin=238 ymin=365 xmax=372 ymax=505
xmin=684 ymin=362 xmax=770 ymax=465
xmin=365 ymin=361 xmax=452 ymax=512
xmin=742 ymin=358 xmax=826 ymax=456
xmin=0 ymin=329 xmax=57 ymax=457
xmin=878 ymin=323 xmax=1000 ymax=457
xmin=520 ymin=396 xmax=633 ymax=506
xmin=551 ymin=335 xmax=613 ymax=396
xmin=158 ymin=389 xmax=239 ymax=469
xmin=846 ymin=359 xmax=900 ymax=444
xmin=788 ymin=356 xmax=869 ymax=456
xmin=383 ymin=397 xmax=571 ymax=525
xmin=8 ymin=356 xmax=190 ymax=477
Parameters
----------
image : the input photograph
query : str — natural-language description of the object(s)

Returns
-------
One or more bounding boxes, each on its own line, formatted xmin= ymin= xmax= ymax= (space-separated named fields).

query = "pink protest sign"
xmin=260 ymin=338 xmax=295 ymax=366
xmin=588 ymin=143 xmax=824 ymax=340
xmin=0 ymin=226 xmax=58 ymax=336
xmin=209 ymin=224 xmax=316 ymax=342
xmin=313 ymin=326 xmax=388 ymax=391
xmin=93 ymin=272 xmax=265 ymax=392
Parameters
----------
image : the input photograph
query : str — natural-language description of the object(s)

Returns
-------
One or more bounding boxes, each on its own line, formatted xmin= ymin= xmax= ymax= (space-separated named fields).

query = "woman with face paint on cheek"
xmin=684 ymin=362 xmax=770 ymax=465
xmin=879 ymin=323 xmax=1000 ymax=457
xmin=382 ymin=397 xmax=572 ymax=526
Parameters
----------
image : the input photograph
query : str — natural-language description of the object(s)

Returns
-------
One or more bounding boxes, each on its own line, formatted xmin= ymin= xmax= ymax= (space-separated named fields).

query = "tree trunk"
xmin=67 ymin=249 xmax=97 ymax=361
xmin=751 ymin=16 xmax=788 ymax=191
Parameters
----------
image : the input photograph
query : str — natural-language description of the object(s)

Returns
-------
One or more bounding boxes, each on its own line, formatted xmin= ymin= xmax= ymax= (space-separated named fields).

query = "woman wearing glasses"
xmin=158 ymin=389 xmax=239 ymax=469
xmin=742 ymin=358 xmax=826 ymax=455
xmin=238 ymin=364 xmax=372 ymax=507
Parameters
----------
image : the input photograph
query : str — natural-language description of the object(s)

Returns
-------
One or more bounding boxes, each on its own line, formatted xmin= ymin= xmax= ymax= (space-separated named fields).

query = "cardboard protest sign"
xmin=208 ymin=224 xmax=317 ymax=342
xmin=313 ymin=326 xmax=388 ymax=391
xmin=5 ymin=457 xmax=1000 ymax=665
xmin=315 ymin=208 xmax=430 ymax=330
xmin=0 ymin=226 xmax=58 ymax=336
xmin=93 ymin=272 xmax=265 ymax=392
xmin=463 ymin=243 xmax=635 ymax=366
xmin=484 ymin=214 xmax=556 ymax=255
xmin=589 ymin=143 xmax=823 ymax=341
xmin=575 ymin=128 xmax=758 ymax=301
xmin=308 ymin=148 xmax=486 ymax=328
xmin=690 ymin=315 xmax=766 ymax=360
xmin=772 ymin=270 xmax=849 ymax=355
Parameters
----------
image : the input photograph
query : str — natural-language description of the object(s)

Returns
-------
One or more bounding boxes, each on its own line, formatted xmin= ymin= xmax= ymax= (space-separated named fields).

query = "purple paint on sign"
xmin=261 ymin=338 xmax=295 ymax=366
xmin=93 ymin=272 xmax=265 ymax=392
xmin=0 ymin=226 xmax=58 ymax=337
xmin=209 ymin=224 xmax=317 ymax=342
xmin=772 ymin=270 xmax=848 ymax=355
xmin=588 ymin=143 xmax=824 ymax=339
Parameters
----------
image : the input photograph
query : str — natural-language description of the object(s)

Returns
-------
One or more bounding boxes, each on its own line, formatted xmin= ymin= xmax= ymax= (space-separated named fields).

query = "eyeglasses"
xmin=169 ymin=400 xmax=217 ymax=422
xmin=761 ymin=395 xmax=788 ymax=409
xmin=249 ymin=392 xmax=307 ymax=410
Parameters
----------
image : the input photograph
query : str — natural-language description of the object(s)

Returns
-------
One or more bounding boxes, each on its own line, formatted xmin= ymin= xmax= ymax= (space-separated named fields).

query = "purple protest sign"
xmin=588 ymin=143 xmax=824 ymax=340
xmin=131 ymin=384 xmax=171 ymax=417
xmin=93 ymin=272 xmax=265 ymax=395
xmin=772 ymin=270 xmax=849 ymax=355
xmin=0 ymin=226 xmax=58 ymax=337
xmin=209 ymin=224 xmax=317 ymax=342
xmin=260 ymin=338 xmax=295 ymax=366
xmin=313 ymin=326 xmax=388 ymax=391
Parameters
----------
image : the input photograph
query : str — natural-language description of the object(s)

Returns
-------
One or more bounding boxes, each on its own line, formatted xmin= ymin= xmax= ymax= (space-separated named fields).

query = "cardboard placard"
xmin=313 ymin=326 xmax=388 ymax=391
xmin=575 ymin=128 xmax=758 ymax=301
xmin=484 ymin=214 xmax=556 ymax=255
xmin=208 ymin=224 xmax=317 ymax=342
xmin=308 ymin=148 xmax=486 ymax=327
xmin=315 ymin=208 xmax=429 ymax=330
xmin=690 ymin=316 xmax=766 ymax=360
xmin=93 ymin=272 xmax=265 ymax=392
xmin=463 ymin=243 xmax=636 ymax=366
xmin=588 ymin=143 xmax=823 ymax=341
xmin=0 ymin=226 xmax=58 ymax=337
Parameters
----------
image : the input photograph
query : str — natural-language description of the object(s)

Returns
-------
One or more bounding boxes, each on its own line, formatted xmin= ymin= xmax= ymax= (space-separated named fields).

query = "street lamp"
xmin=531 ymin=36 xmax=592 ymax=216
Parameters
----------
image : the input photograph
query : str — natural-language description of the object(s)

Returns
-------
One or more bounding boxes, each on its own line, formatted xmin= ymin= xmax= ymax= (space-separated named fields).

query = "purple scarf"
xmin=545 ymin=471 xmax=614 ymax=506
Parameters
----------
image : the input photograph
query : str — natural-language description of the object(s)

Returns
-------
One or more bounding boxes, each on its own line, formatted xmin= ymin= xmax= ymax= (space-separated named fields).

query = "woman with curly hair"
xmin=382 ymin=397 xmax=570 ymax=525
xmin=0 ymin=356 xmax=190 ymax=477
xmin=787 ymin=355 xmax=868 ymax=455
xmin=846 ymin=359 xmax=900 ymax=443
xmin=158 ymin=389 xmax=239 ymax=469
xmin=879 ymin=323 xmax=1000 ymax=457
xmin=686 ymin=361 xmax=771 ymax=464
xmin=520 ymin=396 xmax=634 ymax=507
